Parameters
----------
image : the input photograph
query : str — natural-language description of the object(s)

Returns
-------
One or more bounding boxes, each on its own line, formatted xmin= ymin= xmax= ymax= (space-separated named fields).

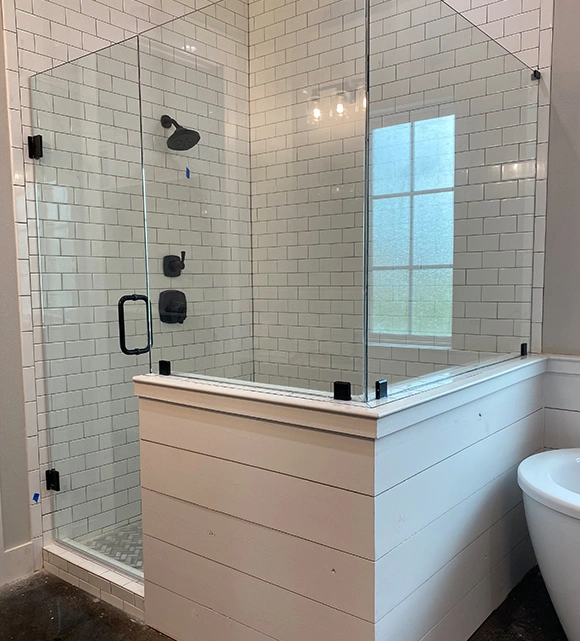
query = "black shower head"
xmin=160 ymin=114 xmax=201 ymax=151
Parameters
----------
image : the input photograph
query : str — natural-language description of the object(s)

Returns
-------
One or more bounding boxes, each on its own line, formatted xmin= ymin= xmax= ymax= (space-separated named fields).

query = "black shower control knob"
xmin=163 ymin=253 xmax=186 ymax=277
xmin=159 ymin=290 xmax=187 ymax=324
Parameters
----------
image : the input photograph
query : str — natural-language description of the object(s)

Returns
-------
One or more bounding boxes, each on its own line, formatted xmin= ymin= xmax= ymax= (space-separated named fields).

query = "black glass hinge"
xmin=28 ymin=135 xmax=43 ymax=159
xmin=45 ymin=469 xmax=60 ymax=492
xmin=334 ymin=381 xmax=352 ymax=401
xmin=521 ymin=343 xmax=529 ymax=357
xmin=376 ymin=379 xmax=388 ymax=400
xmin=159 ymin=360 xmax=172 ymax=376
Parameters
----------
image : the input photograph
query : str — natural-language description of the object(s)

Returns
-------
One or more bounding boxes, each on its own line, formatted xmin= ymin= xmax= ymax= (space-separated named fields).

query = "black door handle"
xmin=118 ymin=294 xmax=152 ymax=355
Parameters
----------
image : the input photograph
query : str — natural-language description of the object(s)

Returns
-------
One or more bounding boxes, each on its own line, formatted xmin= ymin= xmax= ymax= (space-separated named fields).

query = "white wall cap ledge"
xmin=134 ymin=356 xmax=549 ymax=440
xmin=545 ymin=355 xmax=580 ymax=375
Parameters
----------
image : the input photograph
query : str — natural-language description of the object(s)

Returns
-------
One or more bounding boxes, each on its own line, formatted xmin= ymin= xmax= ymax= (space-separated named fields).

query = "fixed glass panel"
xmin=372 ymin=197 xmax=411 ymax=267
xmin=413 ymin=192 xmax=454 ymax=266
xmin=32 ymin=38 xmax=148 ymax=577
xmin=372 ymin=123 xmax=411 ymax=196
xmin=372 ymin=270 xmax=411 ymax=335
xmin=138 ymin=1 xmax=254 ymax=385
xmin=411 ymin=269 xmax=454 ymax=337
xmin=138 ymin=0 xmax=367 ymax=398
xmin=413 ymin=115 xmax=455 ymax=191
xmin=367 ymin=0 xmax=539 ymax=396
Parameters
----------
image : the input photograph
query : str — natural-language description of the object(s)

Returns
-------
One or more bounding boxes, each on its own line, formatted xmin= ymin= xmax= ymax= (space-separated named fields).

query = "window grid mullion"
xmin=408 ymin=123 xmax=415 ymax=337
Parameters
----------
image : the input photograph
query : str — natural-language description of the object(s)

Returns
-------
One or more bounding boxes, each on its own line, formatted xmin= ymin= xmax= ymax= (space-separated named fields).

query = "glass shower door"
xmin=31 ymin=38 xmax=150 ymax=576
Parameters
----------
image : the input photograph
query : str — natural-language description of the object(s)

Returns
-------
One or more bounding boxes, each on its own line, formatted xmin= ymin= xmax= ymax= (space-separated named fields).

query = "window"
xmin=370 ymin=115 xmax=455 ymax=346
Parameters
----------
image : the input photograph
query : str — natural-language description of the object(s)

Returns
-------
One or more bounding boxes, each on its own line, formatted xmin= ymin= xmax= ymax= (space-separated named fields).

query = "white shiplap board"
xmin=142 ymin=489 xmax=374 ymax=620
xmin=375 ymin=375 xmax=544 ymax=493
xmin=141 ymin=441 xmax=374 ymax=558
xmin=375 ymin=463 xmax=526 ymax=620
xmin=375 ymin=505 xmax=531 ymax=641
xmin=146 ymin=581 xmax=276 ymax=641
xmin=375 ymin=409 xmax=544 ymax=558
xmin=139 ymin=356 xmax=557 ymax=641
xmin=139 ymin=397 xmax=375 ymax=495
xmin=544 ymin=360 xmax=580 ymax=448
xmin=545 ymin=407 xmax=580 ymax=449
xmin=418 ymin=537 xmax=536 ymax=641
xmin=144 ymin=536 xmax=374 ymax=641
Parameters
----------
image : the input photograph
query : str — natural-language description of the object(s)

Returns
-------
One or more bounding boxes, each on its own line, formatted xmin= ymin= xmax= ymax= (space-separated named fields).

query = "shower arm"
xmin=161 ymin=114 xmax=181 ymax=130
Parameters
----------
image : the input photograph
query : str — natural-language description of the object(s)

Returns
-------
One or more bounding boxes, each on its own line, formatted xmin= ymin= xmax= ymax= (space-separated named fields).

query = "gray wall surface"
xmin=0 ymin=3 xmax=31 ymax=553
xmin=543 ymin=0 xmax=580 ymax=353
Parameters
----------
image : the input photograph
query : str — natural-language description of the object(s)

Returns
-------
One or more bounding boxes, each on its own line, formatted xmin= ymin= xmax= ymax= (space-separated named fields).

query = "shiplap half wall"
xmin=136 ymin=356 xmax=546 ymax=641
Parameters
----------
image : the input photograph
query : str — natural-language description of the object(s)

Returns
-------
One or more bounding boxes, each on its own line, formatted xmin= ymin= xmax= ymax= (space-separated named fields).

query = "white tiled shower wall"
xmin=249 ymin=0 xmax=552 ymax=389
xmin=249 ymin=0 xmax=367 ymax=392
xmin=0 ymin=0 xmax=553 ymax=569
xmin=3 ymin=0 xmax=251 ymax=567
xmin=367 ymin=0 xmax=543 ymax=384
xmin=31 ymin=2 xmax=251 ymax=545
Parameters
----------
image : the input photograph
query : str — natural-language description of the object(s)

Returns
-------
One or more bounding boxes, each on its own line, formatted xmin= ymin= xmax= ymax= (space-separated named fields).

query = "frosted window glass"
xmin=372 ymin=123 xmax=411 ymax=196
xmin=411 ymin=269 xmax=453 ymax=336
xmin=412 ymin=192 xmax=454 ymax=266
xmin=372 ymin=197 xmax=411 ymax=267
xmin=372 ymin=270 xmax=410 ymax=334
xmin=413 ymin=115 xmax=455 ymax=192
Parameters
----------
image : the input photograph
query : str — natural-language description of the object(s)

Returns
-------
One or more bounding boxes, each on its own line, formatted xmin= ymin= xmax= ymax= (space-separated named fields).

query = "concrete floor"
xmin=0 ymin=567 xmax=567 ymax=641
xmin=469 ymin=568 xmax=566 ymax=641
xmin=0 ymin=572 xmax=169 ymax=641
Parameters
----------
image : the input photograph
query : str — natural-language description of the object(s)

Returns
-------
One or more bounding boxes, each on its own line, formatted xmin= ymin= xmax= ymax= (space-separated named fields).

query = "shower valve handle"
xmin=170 ymin=251 xmax=185 ymax=271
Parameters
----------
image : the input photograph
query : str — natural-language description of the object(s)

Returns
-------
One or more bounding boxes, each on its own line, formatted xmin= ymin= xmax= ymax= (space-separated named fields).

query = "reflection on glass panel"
xmin=411 ymin=269 xmax=453 ymax=336
xmin=413 ymin=115 xmax=455 ymax=192
xmin=413 ymin=192 xmax=454 ymax=266
xmin=372 ymin=197 xmax=411 ymax=267
xmin=372 ymin=270 xmax=410 ymax=334
xmin=372 ymin=123 xmax=411 ymax=196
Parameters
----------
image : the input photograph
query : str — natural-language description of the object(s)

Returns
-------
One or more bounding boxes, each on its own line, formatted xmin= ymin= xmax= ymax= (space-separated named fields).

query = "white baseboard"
xmin=0 ymin=542 xmax=34 ymax=587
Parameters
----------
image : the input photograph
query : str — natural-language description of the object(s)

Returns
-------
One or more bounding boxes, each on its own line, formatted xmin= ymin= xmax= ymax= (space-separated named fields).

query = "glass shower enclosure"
xmin=30 ymin=0 xmax=540 ymax=576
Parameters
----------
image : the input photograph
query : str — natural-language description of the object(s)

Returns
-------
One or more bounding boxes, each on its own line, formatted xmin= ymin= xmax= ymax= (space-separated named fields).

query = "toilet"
xmin=518 ymin=449 xmax=580 ymax=641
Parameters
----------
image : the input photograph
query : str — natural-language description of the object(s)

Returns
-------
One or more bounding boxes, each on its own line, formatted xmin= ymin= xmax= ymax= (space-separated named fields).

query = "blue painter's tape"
xmin=32 ymin=493 xmax=39 ymax=503
xmin=186 ymin=167 xmax=191 ymax=179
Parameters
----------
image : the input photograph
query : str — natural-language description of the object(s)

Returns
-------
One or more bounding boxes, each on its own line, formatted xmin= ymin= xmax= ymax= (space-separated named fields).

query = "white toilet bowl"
xmin=518 ymin=448 xmax=580 ymax=641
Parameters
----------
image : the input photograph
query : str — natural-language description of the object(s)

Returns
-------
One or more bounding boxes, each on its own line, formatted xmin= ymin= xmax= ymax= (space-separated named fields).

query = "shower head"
xmin=160 ymin=114 xmax=201 ymax=151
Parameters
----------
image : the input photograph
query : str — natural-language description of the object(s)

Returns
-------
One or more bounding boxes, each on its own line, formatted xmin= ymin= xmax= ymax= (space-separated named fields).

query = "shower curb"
xmin=42 ymin=544 xmax=144 ymax=621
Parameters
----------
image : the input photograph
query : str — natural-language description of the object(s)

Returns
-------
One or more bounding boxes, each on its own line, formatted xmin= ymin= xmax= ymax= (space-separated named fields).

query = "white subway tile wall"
xmin=21 ymin=0 xmax=251 ymax=564
xmin=1 ymin=0 xmax=553 ymax=570
xmin=367 ymin=0 xmax=543 ymax=385
xmin=249 ymin=0 xmax=367 ymax=393
xmin=140 ymin=10 xmax=253 ymax=380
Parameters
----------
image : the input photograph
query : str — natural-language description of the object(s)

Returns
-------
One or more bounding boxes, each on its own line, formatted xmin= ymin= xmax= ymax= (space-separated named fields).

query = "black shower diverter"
xmin=159 ymin=290 xmax=187 ymax=324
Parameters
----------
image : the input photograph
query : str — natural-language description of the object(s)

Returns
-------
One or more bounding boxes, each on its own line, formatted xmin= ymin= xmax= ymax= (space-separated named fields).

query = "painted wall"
xmin=0 ymin=4 xmax=33 ymax=585
xmin=542 ymin=0 xmax=580 ymax=355
xmin=544 ymin=357 xmax=580 ymax=448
